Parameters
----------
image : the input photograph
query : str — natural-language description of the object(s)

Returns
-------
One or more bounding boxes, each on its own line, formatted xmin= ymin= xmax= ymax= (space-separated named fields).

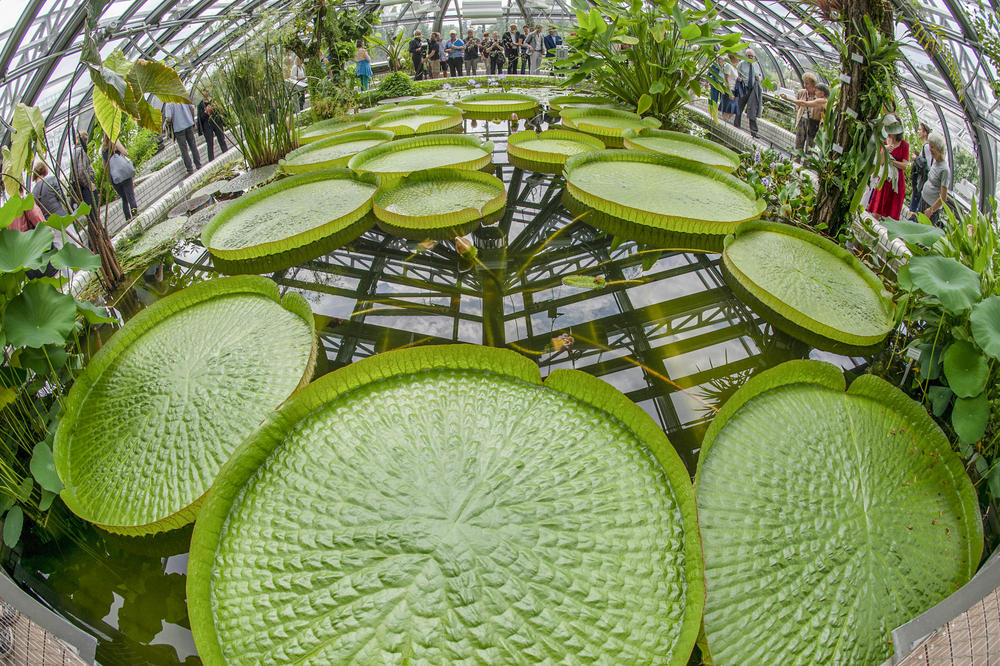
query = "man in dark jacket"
xmin=409 ymin=30 xmax=426 ymax=81
xmin=197 ymin=95 xmax=228 ymax=162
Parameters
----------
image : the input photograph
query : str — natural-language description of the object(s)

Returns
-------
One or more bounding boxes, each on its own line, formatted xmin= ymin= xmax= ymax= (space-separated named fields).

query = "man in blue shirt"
xmin=543 ymin=26 xmax=562 ymax=58
xmin=444 ymin=31 xmax=465 ymax=77
xmin=162 ymin=101 xmax=202 ymax=175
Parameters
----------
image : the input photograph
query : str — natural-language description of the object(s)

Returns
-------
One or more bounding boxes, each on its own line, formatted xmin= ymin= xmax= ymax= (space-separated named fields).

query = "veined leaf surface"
xmin=507 ymin=129 xmax=604 ymax=174
xmin=54 ymin=276 xmax=316 ymax=535
xmin=560 ymin=107 xmax=661 ymax=147
xmin=455 ymin=92 xmax=540 ymax=120
xmin=696 ymin=360 xmax=982 ymax=666
xmin=349 ymin=134 xmax=494 ymax=181
xmin=189 ymin=345 xmax=703 ymax=666
xmin=366 ymin=106 xmax=463 ymax=136
xmin=622 ymin=128 xmax=740 ymax=172
xmin=280 ymin=130 xmax=393 ymax=173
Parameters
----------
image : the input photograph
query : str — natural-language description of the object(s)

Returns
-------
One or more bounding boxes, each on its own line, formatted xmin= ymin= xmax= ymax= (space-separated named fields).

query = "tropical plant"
xmin=188 ymin=345 xmax=704 ymax=665
xmin=201 ymin=170 xmax=378 ymax=273
xmin=697 ymin=360 xmax=982 ymax=664
xmin=213 ymin=44 xmax=299 ymax=169
xmin=281 ymin=0 xmax=380 ymax=92
xmin=559 ymin=0 xmax=747 ymax=123
xmin=559 ymin=107 xmax=661 ymax=147
xmin=54 ymin=276 xmax=316 ymax=535
xmin=735 ymin=148 xmax=816 ymax=226
xmin=0 ymin=194 xmax=114 ymax=549
xmin=368 ymin=27 xmax=409 ymax=72
xmin=366 ymin=105 xmax=464 ymax=136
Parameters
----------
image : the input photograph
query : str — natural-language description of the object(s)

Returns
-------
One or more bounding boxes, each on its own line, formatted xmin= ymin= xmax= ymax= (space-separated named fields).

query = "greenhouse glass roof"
xmin=1 ymin=0 xmax=998 ymax=200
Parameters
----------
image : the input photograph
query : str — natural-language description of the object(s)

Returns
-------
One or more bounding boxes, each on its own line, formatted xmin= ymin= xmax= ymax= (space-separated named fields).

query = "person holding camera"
xmin=409 ymin=30 xmax=427 ymax=81
xmin=198 ymin=94 xmax=228 ymax=162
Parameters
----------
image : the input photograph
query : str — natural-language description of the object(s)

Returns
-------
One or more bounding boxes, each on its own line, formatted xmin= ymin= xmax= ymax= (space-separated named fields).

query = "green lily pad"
xmin=907 ymin=255 xmax=982 ymax=313
xmin=943 ymin=340 xmax=988 ymax=398
xmin=622 ymin=128 xmax=740 ymax=172
xmin=880 ymin=218 xmax=945 ymax=247
xmin=696 ymin=360 xmax=982 ymax=665
xmin=373 ymin=168 xmax=506 ymax=239
xmin=189 ymin=345 xmax=704 ymax=665
xmin=201 ymin=169 xmax=377 ymax=274
xmin=54 ymin=276 xmax=317 ymax=535
xmin=953 ymin=392 xmax=989 ymax=444
xmin=30 ymin=442 xmax=63 ymax=493
xmin=506 ymin=129 xmax=604 ymax=174
xmin=280 ymin=130 xmax=394 ymax=174
xmin=547 ymin=95 xmax=620 ymax=114
xmin=3 ymin=281 xmax=77 ymax=348
xmin=366 ymin=106 xmax=463 ymax=136
xmin=298 ymin=113 xmax=377 ymax=144
xmin=0 ymin=226 xmax=55 ymax=272
xmin=455 ymin=92 xmax=540 ymax=120
xmin=3 ymin=506 xmax=23 ymax=549
xmin=722 ymin=221 xmax=895 ymax=349
xmin=559 ymin=108 xmax=661 ymax=147
xmin=970 ymin=295 xmax=1000 ymax=360
xmin=348 ymin=134 xmax=494 ymax=183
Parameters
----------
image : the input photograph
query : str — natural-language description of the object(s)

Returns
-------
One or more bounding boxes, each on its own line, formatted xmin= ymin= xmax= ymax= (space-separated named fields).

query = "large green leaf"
xmin=188 ymin=345 xmax=704 ymax=665
xmin=125 ymin=59 xmax=191 ymax=105
xmin=722 ymin=221 xmax=895 ymax=349
xmin=454 ymin=92 xmax=540 ymax=120
xmin=3 ymin=281 xmax=77 ymax=348
xmin=970 ymin=295 xmax=1000 ymax=361
xmin=280 ymin=130 xmax=394 ymax=174
xmin=0 ymin=226 xmax=54 ymax=272
xmin=92 ymin=86 xmax=124 ymax=143
xmin=54 ymin=276 xmax=317 ymax=535
xmin=563 ymin=149 xmax=765 ymax=247
xmin=0 ymin=193 xmax=37 ymax=228
xmin=696 ymin=360 xmax=982 ymax=665
xmin=506 ymin=129 xmax=605 ymax=175
xmin=47 ymin=244 xmax=102 ymax=271
xmin=560 ymin=107 xmax=662 ymax=147
xmin=942 ymin=340 xmax=989 ymax=398
xmin=2 ymin=104 xmax=46 ymax=196
xmin=547 ymin=94 xmax=620 ymax=115
xmin=880 ymin=217 xmax=945 ymax=247
xmin=622 ymin=128 xmax=740 ymax=172
xmin=952 ymin=392 xmax=989 ymax=444
xmin=202 ymin=169 xmax=377 ymax=274
xmin=372 ymin=168 xmax=506 ymax=239
xmin=907 ymin=255 xmax=982 ymax=313
xmin=299 ymin=113 xmax=380 ymax=144
xmin=366 ymin=106 xmax=463 ymax=136
xmin=348 ymin=134 xmax=494 ymax=182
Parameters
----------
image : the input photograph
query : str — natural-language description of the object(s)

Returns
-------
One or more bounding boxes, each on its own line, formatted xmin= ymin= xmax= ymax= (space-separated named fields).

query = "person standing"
xmin=463 ymin=29 xmax=480 ymax=77
xmin=444 ymin=31 xmax=464 ymax=77
xmin=355 ymin=40 xmax=373 ymax=90
xmin=526 ymin=25 xmax=544 ymax=74
xmin=162 ymin=101 xmax=202 ymax=175
xmin=502 ymin=24 xmax=521 ymax=75
xmin=102 ymin=137 xmax=138 ymax=222
xmin=427 ymin=32 xmax=443 ymax=78
xmin=409 ymin=30 xmax=426 ymax=81
xmin=866 ymin=117 xmax=909 ymax=222
xmin=734 ymin=49 xmax=763 ymax=138
xmin=30 ymin=162 xmax=68 ymax=222
xmin=543 ymin=26 xmax=562 ymax=59
xmin=485 ymin=32 xmax=504 ymax=74
xmin=909 ymin=122 xmax=933 ymax=215
xmin=198 ymin=95 xmax=228 ymax=161
xmin=790 ymin=73 xmax=818 ymax=150
xmin=70 ymin=131 xmax=99 ymax=226
xmin=914 ymin=131 xmax=950 ymax=226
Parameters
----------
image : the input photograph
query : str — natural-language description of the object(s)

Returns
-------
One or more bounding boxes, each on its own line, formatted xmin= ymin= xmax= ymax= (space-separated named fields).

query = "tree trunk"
xmin=87 ymin=205 xmax=124 ymax=292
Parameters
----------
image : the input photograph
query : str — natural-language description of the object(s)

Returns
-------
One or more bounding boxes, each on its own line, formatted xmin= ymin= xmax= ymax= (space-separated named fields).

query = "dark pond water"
xmin=13 ymin=114 xmax=874 ymax=665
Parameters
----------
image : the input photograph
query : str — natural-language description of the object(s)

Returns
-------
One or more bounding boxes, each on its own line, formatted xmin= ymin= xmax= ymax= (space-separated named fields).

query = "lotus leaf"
xmin=697 ymin=360 xmax=982 ymax=665
xmin=0 ymin=226 xmax=55 ymax=272
xmin=47 ymin=244 xmax=101 ymax=271
xmin=880 ymin=217 xmax=945 ymax=246
xmin=373 ymin=168 xmax=506 ymax=239
xmin=349 ymin=134 xmax=494 ymax=182
xmin=907 ymin=255 xmax=981 ymax=313
xmin=189 ymin=345 xmax=703 ymax=666
xmin=54 ymin=276 xmax=316 ymax=535
xmin=3 ymin=281 xmax=77 ymax=348
xmin=622 ymin=128 xmax=740 ymax=172
xmin=201 ymin=169 xmax=377 ymax=274
xmin=455 ymin=92 xmax=540 ymax=120
xmin=30 ymin=442 xmax=62 ymax=494
xmin=942 ymin=340 xmax=988 ymax=398
xmin=3 ymin=507 xmax=22 ymax=548
xmin=506 ymin=129 xmax=604 ymax=174
xmin=563 ymin=150 xmax=764 ymax=249
xmin=953 ymin=392 xmax=989 ymax=444
xmin=970 ymin=295 xmax=1000 ymax=360
xmin=280 ymin=130 xmax=394 ymax=173
xmin=559 ymin=107 xmax=661 ymax=147
xmin=366 ymin=106 xmax=463 ymax=136
xmin=722 ymin=221 xmax=895 ymax=349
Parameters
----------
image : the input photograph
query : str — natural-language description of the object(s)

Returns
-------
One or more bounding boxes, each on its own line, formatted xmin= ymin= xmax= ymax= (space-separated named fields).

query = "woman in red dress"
xmin=867 ymin=130 xmax=909 ymax=221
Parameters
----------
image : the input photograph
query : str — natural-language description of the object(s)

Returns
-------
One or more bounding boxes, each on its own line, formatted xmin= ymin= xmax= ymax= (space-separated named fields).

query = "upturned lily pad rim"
xmin=547 ymin=94 xmax=618 ymax=113
xmin=348 ymin=133 xmax=495 ymax=177
xmin=54 ymin=276 xmax=317 ymax=536
xmin=188 ymin=344 xmax=705 ymax=666
xmin=298 ymin=115 xmax=375 ymax=143
xmin=374 ymin=97 xmax=447 ymax=112
xmin=560 ymin=107 xmax=662 ymax=146
xmin=622 ymin=128 xmax=740 ymax=172
xmin=201 ymin=168 xmax=378 ymax=263
xmin=722 ymin=220 xmax=895 ymax=348
xmin=507 ymin=129 xmax=604 ymax=174
xmin=279 ymin=130 xmax=394 ymax=173
xmin=455 ymin=92 xmax=540 ymax=120
xmin=373 ymin=168 xmax=507 ymax=237
xmin=365 ymin=105 xmax=464 ymax=136
xmin=564 ymin=149 xmax=765 ymax=236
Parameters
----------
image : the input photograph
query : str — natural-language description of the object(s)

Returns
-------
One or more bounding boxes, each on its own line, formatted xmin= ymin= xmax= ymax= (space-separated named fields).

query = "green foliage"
xmin=953 ymin=147 xmax=980 ymax=190
xmin=560 ymin=0 xmax=746 ymax=122
xmin=1 ymin=104 xmax=47 ymax=196
xmin=282 ymin=0 xmax=380 ymax=88
xmin=735 ymin=149 xmax=816 ymax=227
xmin=369 ymin=27 xmax=409 ymax=73
xmin=88 ymin=116 xmax=160 ymax=205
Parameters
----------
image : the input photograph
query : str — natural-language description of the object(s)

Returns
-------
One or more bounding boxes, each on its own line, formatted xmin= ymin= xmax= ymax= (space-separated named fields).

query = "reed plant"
xmin=214 ymin=43 xmax=299 ymax=169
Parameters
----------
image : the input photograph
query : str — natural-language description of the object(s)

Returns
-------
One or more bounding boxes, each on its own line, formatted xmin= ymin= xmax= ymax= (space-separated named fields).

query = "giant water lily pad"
xmin=563 ymin=150 xmax=764 ymax=250
xmin=907 ymin=255 xmax=982 ymax=313
xmin=506 ymin=129 xmax=604 ymax=174
xmin=298 ymin=112 xmax=379 ymax=144
xmin=560 ymin=107 xmax=661 ymax=147
xmin=622 ymin=128 xmax=740 ymax=172
xmin=189 ymin=345 xmax=704 ymax=665
xmin=722 ymin=221 xmax=895 ymax=350
xmin=373 ymin=168 xmax=506 ymax=239
xmin=547 ymin=94 xmax=620 ymax=115
xmin=374 ymin=98 xmax=446 ymax=113
xmin=201 ymin=169 xmax=377 ymax=274
xmin=366 ymin=106 xmax=463 ymax=136
xmin=54 ymin=276 xmax=316 ymax=535
xmin=348 ymin=134 xmax=494 ymax=183
xmin=696 ymin=360 xmax=982 ymax=666
xmin=280 ymin=130 xmax=394 ymax=174
xmin=455 ymin=92 xmax=540 ymax=120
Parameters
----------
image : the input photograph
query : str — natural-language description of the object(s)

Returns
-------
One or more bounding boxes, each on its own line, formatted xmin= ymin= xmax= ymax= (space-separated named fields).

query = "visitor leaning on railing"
xmin=913 ymin=131 xmax=950 ymax=227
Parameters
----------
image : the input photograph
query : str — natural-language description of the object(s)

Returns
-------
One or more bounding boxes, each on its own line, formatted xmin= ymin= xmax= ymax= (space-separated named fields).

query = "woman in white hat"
xmin=866 ymin=113 xmax=909 ymax=221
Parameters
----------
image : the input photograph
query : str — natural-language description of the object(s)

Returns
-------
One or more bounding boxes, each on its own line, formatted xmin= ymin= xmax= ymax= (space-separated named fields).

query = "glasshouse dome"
xmin=0 ymin=0 xmax=998 ymax=663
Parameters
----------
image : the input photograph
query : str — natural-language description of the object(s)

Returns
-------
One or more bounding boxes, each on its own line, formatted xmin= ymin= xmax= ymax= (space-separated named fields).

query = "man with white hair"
xmin=735 ymin=48 xmax=763 ymax=138
xmin=913 ymin=131 xmax=950 ymax=226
